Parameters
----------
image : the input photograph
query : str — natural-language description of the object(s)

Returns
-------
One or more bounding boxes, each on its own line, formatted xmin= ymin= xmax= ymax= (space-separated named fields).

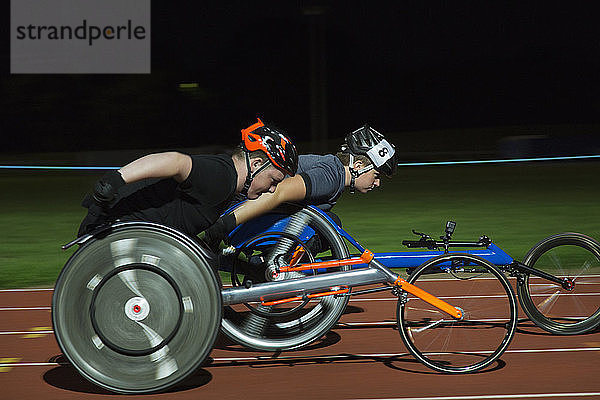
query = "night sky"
xmin=2 ymin=1 xmax=600 ymax=154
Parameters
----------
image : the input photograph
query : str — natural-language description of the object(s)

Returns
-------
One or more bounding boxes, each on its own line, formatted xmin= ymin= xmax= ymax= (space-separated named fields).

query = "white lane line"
xmin=2 ymin=291 xmax=598 ymax=310
xmin=0 ymin=316 xmax=595 ymax=333
xmin=0 ymin=294 xmax=593 ymax=311
xmin=337 ymin=321 xmax=397 ymax=327
xmin=336 ymin=318 xmax=514 ymax=327
xmin=0 ymin=362 xmax=58 ymax=368
xmin=0 ymin=330 xmax=54 ymax=335
xmin=353 ymin=393 xmax=600 ymax=400
xmin=0 ymin=275 xmax=598 ymax=292
xmin=3 ymin=347 xmax=600 ymax=369
xmin=349 ymin=295 xmax=507 ymax=302
xmin=209 ymin=347 xmax=600 ymax=363
xmin=506 ymin=347 xmax=600 ymax=354
xmin=349 ymin=292 xmax=600 ymax=302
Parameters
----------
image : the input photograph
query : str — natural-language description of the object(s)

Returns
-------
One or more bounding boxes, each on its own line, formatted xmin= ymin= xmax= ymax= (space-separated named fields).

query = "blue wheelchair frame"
xmin=225 ymin=204 xmax=515 ymax=272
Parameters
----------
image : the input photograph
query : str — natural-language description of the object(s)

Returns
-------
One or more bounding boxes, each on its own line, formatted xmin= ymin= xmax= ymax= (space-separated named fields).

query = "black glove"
xmin=93 ymin=170 xmax=126 ymax=208
xmin=203 ymin=213 xmax=236 ymax=252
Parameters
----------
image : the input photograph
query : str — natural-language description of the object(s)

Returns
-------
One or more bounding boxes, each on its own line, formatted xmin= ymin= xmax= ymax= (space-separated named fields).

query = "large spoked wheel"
xmin=397 ymin=253 xmax=517 ymax=373
xmin=221 ymin=204 xmax=350 ymax=351
xmin=52 ymin=222 xmax=222 ymax=394
xmin=518 ymin=232 xmax=600 ymax=335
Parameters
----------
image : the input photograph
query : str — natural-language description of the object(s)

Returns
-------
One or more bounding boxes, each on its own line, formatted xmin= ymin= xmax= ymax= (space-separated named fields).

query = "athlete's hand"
xmin=93 ymin=170 xmax=126 ymax=208
xmin=203 ymin=214 xmax=236 ymax=252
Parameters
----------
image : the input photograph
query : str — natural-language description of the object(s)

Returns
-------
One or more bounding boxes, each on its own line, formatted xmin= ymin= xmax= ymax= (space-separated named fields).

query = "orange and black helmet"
xmin=241 ymin=118 xmax=298 ymax=176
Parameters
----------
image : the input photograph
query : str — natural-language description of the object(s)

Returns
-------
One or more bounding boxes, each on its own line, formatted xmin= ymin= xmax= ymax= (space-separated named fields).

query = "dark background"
xmin=2 ymin=1 xmax=600 ymax=156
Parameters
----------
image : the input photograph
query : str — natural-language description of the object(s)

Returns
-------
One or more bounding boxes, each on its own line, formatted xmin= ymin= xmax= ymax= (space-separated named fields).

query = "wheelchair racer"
xmin=78 ymin=118 xmax=298 ymax=238
xmin=205 ymin=124 xmax=397 ymax=249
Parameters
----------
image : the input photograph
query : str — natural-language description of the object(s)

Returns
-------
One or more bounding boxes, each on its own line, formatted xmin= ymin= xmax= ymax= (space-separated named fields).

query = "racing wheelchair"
xmin=218 ymin=203 xmax=600 ymax=352
xmin=52 ymin=203 xmax=600 ymax=393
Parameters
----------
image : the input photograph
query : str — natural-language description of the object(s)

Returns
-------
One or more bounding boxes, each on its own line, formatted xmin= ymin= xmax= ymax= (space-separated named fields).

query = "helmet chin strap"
xmin=347 ymin=154 xmax=374 ymax=194
xmin=241 ymin=152 xmax=272 ymax=197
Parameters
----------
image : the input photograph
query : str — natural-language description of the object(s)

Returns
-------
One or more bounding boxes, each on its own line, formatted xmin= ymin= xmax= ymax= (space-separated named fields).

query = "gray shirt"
xmin=297 ymin=154 xmax=346 ymax=211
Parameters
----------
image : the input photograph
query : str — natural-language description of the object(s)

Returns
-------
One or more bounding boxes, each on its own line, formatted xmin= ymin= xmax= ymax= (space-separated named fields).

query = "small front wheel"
xmin=397 ymin=253 xmax=517 ymax=373
xmin=518 ymin=232 xmax=600 ymax=335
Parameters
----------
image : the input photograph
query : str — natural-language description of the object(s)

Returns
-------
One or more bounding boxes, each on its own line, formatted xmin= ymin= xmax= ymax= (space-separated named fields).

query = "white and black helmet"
xmin=341 ymin=124 xmax=397 ymax=177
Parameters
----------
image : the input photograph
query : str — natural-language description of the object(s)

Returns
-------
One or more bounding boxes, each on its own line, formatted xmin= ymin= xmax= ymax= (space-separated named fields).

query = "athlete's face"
xmin=353 ymin=162 xmax=381 ymax=193
xmin=247 ymin=161 xmax=285 ymax=200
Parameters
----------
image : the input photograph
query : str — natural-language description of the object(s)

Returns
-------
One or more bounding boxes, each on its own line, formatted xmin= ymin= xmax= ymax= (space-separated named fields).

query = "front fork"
xmin=508 ymin=261 xmax=575 ymax=291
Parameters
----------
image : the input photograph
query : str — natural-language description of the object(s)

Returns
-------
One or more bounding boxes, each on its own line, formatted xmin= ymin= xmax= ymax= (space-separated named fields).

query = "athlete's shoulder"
xmin=298 ymin=153 xmax=343 ymax=173
xmin=180 ymin=154 xmax=236 ymax=202
xmin=189 ymin=153 xmax=234 ymax=167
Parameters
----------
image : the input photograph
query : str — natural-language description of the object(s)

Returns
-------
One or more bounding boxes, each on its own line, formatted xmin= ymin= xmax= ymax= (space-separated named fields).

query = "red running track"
xmin=1 ymin=287 xmax=600 ymax=400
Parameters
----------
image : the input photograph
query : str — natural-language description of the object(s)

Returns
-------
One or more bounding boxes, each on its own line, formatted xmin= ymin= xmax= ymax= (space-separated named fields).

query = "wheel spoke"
xmin=118 ymin=269 xmax=145 ymax=298
xmin=549 ymin=252 xmax=565 ymax=276
xmin=573 ymin=259 xmax=593 ymax=280
xmin=412 ymin=318 xmax=447 ymax=333
xmin=535 ymin=289 xmax=561 ymax=314
xmin=136 ymin=321 xmax=164 ymax=347
xmin=528 ymin=282 xmax=563 ymax=293
xmin=406 ymin=306 xmax=445 ymax=314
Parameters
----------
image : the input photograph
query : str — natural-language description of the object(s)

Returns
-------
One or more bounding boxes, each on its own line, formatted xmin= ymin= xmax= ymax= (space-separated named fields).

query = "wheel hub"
xmin=265 ymin=263 xmax=280 ymax=281
xmin=562 ymin=277 xmax=575 ymax=291
xmin=124 ymin=297 xmax=150 ymax=321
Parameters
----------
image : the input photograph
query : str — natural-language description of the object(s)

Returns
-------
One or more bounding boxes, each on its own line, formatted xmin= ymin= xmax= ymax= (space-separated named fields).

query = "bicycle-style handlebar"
xmin=402 ymin=221 xmax=491 ymax=251
xmin=402 ymin=238 xmax=490 ymax=249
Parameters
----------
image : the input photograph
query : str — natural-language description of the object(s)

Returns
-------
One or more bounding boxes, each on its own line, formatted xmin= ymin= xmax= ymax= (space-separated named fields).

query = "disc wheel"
xmin=397 ymin=253 xmax=517 ymax=373
xmin=52 ymin=222 xmax=222 ymax=394
xmin=221 ymin=204 xmax=350 ymax=351
xmin=518 ymin=232 xmax=600 ymax=335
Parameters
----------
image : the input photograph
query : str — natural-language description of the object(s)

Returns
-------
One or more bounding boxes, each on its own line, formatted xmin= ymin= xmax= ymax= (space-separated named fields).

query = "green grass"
xmin=1 ymin=162 xmax=600 ymax=288
xmin=0 ymin=171 xmax=99 ymax=288
xmin=334 ymin=162 xmax=600 ymax=259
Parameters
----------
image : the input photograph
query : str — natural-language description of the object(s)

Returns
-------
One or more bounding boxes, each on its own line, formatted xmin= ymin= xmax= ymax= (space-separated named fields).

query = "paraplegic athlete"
xmin=78 ymin=119 xmax=298 ymax=239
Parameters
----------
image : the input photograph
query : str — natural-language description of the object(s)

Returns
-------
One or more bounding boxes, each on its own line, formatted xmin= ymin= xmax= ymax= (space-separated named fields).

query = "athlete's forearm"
xmin=233 ymin=192 xmax=282 ymax=225
xmin=119 ymin=152 xmax=192 ymax=183
xmin=233 ymin=175 xmax=307 ymax=225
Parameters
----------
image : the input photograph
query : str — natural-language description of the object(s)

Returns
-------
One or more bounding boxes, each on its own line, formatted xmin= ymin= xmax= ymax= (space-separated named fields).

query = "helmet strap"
xmin=349 ymin=173 xmax=356 ymax=194
xmin=355 ymin=164 xmax=374 ymax=175
xmin=241 ymin=151 xmax=272 ymax=197
xmin=348 ymin=154 xmax=374 ymax=194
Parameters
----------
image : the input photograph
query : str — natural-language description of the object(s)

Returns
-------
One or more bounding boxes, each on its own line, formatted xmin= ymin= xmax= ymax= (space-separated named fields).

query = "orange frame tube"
xmin=261 ymin=287 xmax=350 ymax=306
xmin=394 ymin=277 xmax=463 ymax=319
xmin=266 ymin=248 xmax=462 ymax=320
xmin=279 ymin=249 xmax=374 ymax=273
